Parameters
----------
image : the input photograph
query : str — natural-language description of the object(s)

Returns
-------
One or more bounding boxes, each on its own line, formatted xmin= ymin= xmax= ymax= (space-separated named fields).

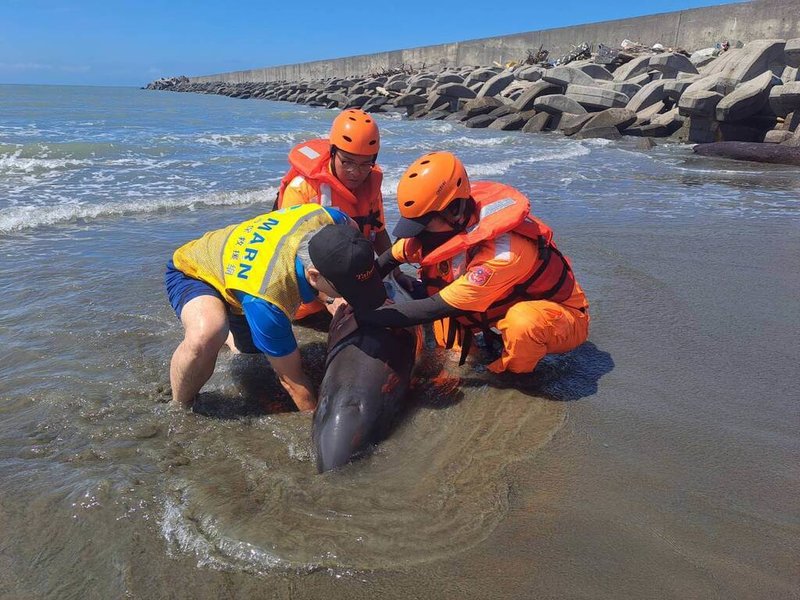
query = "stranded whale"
xmin=312 ymin=276 xmax=418 ymax=472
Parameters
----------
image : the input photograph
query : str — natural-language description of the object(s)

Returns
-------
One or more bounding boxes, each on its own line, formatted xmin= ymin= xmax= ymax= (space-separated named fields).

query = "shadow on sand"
xmin=412 ymin=341 xmax=615 ymax=410
xmin=488 ymin=341 xmax=615 ymax=402
xmin=191 ymin=341 xmax=328 ymax=419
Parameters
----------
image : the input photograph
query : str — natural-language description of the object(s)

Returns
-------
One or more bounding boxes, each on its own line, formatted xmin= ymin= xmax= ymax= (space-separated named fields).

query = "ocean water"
xmin=0 ymin=84 xmax=798 ymax=599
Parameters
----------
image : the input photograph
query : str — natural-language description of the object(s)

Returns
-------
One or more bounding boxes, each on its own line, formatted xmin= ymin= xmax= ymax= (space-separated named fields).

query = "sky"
xmin=0 ymin=0 xmax=745 ymax=87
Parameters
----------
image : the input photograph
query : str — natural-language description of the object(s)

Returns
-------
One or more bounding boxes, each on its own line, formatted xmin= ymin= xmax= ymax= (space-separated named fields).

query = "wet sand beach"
xmin=0 ymin=85 xmax=797 ymax=599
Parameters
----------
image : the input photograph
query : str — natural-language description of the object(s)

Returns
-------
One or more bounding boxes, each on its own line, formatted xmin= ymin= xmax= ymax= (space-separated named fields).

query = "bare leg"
xmin=224 ymin=331 xmax=240 ymax=353
xmin=169 ymin=295 xmax=230 ymax=407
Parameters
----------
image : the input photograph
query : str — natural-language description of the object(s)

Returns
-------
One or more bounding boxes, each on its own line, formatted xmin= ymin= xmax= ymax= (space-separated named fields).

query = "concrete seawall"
xmin=189 ymin=0 xmax=799 ymax=83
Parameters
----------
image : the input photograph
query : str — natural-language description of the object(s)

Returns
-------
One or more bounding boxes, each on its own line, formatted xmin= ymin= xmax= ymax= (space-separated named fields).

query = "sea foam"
xmin=0 ymin=187 xmax=278 ymax=233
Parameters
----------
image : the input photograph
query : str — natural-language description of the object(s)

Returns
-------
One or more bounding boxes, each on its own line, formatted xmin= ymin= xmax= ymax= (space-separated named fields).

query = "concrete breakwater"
xmin=147 ymin=37 xmax=800 ymax=154
xmin=177 ymin=0 xmax=800 ymax=83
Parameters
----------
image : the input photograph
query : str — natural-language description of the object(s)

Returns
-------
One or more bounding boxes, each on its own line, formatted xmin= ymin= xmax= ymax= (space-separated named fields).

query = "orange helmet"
xmin=329 ymin=109 xmax=380 ymax=155
xmin=393 ymin=152 xmax=471 ymax=238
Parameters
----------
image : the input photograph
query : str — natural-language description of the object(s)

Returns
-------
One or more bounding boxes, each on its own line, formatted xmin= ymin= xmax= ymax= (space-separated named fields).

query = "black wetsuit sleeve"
xmin=376 ymin=248 xmax=400 ymax=278
xmin=356 ymin=293 xmax=465 ymax=328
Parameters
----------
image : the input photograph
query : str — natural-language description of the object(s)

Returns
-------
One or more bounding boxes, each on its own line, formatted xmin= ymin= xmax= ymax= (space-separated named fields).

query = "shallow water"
xmin=0 ymin=85 xmax=797 ymax=599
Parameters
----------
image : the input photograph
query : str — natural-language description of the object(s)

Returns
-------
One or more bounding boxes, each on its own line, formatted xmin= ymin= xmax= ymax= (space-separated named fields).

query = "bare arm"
xmin=267 ymin=349 xmax=316 ymax=412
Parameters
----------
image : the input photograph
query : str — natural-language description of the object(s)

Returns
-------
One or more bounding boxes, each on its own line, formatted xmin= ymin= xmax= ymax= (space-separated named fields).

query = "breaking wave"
xmin=195 ymin=131 xmax=319 ymax=147
xmin=0 ymin=187 xmax=278 ymax=233
xmin=0 ymin=148 xmax=93 ymax=173
xmin=380 ymin=143 xmax=593 ymax=195
xmin=465 ymin=144 xmax=592 ymax=177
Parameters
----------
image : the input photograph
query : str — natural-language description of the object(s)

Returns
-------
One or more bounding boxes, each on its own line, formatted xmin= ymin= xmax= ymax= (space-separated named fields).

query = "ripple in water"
xmin=158 ymin=352 xmax=565 ymax=574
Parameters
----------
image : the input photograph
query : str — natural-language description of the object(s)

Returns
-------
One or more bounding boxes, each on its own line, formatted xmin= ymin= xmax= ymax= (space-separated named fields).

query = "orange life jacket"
xmin=276 ymin=138 xmax=384 ymax=241
xmin=420 ymin=181 xmax=576 ymax=332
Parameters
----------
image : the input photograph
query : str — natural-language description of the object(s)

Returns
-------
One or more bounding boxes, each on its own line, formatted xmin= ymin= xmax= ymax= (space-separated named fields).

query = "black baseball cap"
xmin=308 ymin=224 xmax=386 ymax=311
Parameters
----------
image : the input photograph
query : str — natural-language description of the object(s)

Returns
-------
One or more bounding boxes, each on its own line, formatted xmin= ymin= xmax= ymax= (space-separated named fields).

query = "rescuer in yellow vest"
xmin=165 ymin=204 xmax=386 ymax=411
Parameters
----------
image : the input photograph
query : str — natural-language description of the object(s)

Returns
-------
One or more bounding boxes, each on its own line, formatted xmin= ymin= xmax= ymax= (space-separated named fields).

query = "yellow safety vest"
xmin=172 ymin=204 xmax=334 ymax=317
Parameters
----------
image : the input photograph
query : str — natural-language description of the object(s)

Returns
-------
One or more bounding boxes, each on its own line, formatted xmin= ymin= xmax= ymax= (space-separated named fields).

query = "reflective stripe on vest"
xmin=221 ymin=204 xmax=334 ymax=316
xmin=479 ymin=196 xmax=516 ymax=220
xmin=319 ymin=183 xmax=332 ymax=207
xmin=173 ymin=204 xmax=333 ymax=317
xmin=255 ymin=208 xmax=327 ymax=297
xmin=417 ymin=182 xmax=576 ymax=327
xmin=493 ymin=233 xmax=512 ymax=262
xmin=277 ymin=138 xmax=383 ymax=238
xmin=297 ymin=144 xmax=321 ymax=160
xmin=420 ymin=184 xmax=530 ymax=267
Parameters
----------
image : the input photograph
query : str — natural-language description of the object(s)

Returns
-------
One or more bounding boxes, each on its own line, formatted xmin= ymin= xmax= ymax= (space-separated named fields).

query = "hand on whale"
xmin=312 ymin=275 xmax=418 ymax=473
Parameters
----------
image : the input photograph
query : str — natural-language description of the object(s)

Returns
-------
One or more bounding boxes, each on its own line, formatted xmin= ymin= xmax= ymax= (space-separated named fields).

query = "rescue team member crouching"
xmin=275 ymin=109 xmax=393 ymax=319
xmin=355 ymin=151 xmax=590 ymax=374
xmin=165 ymin=204 xmax=386 ymax=411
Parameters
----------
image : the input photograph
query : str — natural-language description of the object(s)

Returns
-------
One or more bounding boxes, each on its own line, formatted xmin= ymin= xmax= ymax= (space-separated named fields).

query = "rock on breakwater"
xmin=147 ymin=37 xmax=800 ymax=165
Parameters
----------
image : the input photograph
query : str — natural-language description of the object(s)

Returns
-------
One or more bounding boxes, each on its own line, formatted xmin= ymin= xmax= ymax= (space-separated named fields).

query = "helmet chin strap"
xmin=445 ymin=199 xmax=469 ymax=232
xmin=329 ymin=145 xmax=339 ymax=178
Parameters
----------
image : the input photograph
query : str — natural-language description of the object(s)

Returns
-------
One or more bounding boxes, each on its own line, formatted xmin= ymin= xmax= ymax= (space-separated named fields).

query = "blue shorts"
xmin=164 ymin=260 xmax=260 ymax=354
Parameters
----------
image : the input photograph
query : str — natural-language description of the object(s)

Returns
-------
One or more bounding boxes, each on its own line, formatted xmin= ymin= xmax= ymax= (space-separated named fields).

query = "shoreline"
xmin=147 ymin=38 xmax=800 ymax=163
